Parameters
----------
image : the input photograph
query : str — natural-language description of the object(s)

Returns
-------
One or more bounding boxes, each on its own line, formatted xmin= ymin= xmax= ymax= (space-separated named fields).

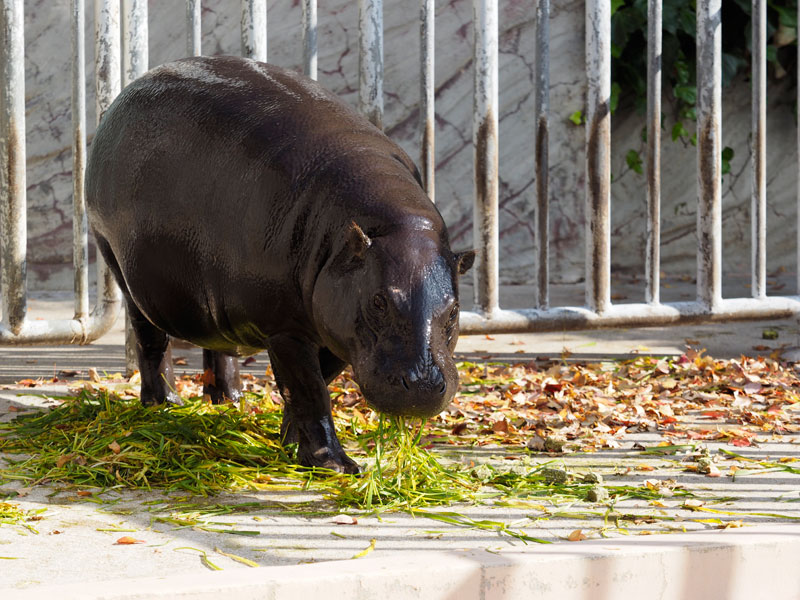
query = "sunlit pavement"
xmin=1 ymin=287 xmax=800 ymax=599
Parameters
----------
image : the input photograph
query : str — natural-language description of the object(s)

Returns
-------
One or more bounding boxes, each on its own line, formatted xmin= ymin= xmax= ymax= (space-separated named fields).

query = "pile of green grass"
xmin=0 ymin=392 xmax=300 ymax=495
xmin=0 ymin=391 xmax=672 ymax=522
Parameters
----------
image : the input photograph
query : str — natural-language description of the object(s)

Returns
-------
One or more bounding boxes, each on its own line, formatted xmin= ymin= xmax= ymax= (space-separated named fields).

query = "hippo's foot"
xmin=141 ymin=390 xmax=183 ymax=407
xmin=297 ymin=442 xmax=360 ymax=474
xmin=203 ymin=385 xmax=243 ymax=404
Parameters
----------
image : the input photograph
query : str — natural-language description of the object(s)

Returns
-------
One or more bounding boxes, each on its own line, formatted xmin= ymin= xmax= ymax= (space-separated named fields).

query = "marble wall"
xmin=15 ymin=1 xmax=799 ymax=302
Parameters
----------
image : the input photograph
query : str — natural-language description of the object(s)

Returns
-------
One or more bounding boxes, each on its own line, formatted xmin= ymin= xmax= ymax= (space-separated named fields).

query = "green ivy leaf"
xmin=721 ymin=146 xmax=734 ymax=174
xmin=626 ymin=149 xmax=643 ymax=175
xmin=766 ymin=45 xmax=778 ymax=63
xmin=722 ymin=53 xmax=746 ymax=87
xmin=676 ymin=6 xmax=696 ymax=36
xmin=722 ymin=147 xmax=734 ymax=161
xmin=674 ymin=60 xmax=690 ymax=85
xmin=674 ymin=84 xmax=697 ymax=105
xmin=772 ymin=3 xmax=798 ymax=28
xmin=671 ymin=121 xmax=689 ymax=142
xmin=568 ymin=110 xmax=583 ymax=126
xmin=610 ymin=82 xmax=622 ymax=114
xmin=611 ymin=0 xmax=626 ymax=17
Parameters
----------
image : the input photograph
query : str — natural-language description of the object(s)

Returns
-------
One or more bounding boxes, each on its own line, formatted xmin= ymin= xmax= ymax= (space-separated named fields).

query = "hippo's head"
xmin=313 ymin=221 xmax=475 ymax=418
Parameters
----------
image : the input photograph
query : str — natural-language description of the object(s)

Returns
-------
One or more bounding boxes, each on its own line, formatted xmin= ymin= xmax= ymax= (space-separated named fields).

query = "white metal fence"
xmin=1 ymin=0 xmax=799 ymax=349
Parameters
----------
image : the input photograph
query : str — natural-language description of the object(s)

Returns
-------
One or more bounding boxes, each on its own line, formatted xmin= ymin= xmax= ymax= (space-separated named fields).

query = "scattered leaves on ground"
xmin=2 ymin=347 xmax=800 ymax=543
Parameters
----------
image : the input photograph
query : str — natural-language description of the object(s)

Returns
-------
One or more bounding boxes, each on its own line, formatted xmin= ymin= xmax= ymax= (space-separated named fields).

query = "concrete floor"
xmin=1 ymin=285 xmax=800 ymax=598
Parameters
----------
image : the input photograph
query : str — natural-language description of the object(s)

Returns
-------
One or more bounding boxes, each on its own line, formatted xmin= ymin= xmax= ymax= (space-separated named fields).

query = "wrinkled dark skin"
xmin=86 ymin=56 xmax=475 ymax=474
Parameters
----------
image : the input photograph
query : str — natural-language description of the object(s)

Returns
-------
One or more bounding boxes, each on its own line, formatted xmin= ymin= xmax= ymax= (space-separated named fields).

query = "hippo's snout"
xmin=359 ymin=350 xmax=455 ymax=419
xmin=398 ymin=365 xmax=449 ymax=408
xmin=400 ymin=360 xmax=447 ymax=395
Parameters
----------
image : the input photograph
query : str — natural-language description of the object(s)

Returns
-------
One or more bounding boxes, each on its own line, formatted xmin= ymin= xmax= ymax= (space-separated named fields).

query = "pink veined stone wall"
xmin=19 ymin=0 xmax=798 ymax=298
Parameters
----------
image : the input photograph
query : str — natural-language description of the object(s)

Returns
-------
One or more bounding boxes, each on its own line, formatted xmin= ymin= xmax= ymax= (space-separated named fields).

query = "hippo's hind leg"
xmin=94 ymin=235 xmax=178 ymax=407
xmin=128 ymin=306 xmax=180 ymax=406
xmin=280 ymin=347 xmax=346 ymax=446
xmin=202 ymin=350 xmax=242 ymax=404
xmin=268 ymin=336 xmax=357 ymax=474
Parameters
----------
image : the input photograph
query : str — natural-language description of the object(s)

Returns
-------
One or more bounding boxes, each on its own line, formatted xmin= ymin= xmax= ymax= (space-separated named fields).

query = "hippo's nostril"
xmin=401 ymin=376 xmax=410 ymax=391
xmin=438 ymin=380 xmax=447 ymax=396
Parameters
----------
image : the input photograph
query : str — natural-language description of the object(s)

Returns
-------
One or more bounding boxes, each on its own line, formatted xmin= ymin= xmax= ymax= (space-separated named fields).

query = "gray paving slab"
xmin=2 ymin=289 xmax=800 ymax=598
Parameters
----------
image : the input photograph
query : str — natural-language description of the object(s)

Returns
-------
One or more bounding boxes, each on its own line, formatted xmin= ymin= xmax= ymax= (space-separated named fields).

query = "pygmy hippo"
xmin=86 ymin=56 xmax=474 ymax=474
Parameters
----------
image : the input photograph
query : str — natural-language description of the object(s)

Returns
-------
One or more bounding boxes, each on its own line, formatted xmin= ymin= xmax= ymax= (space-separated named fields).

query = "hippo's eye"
xmin=372 ymin=293 xmax=388 ymax=314
xmin=447 ymin=304 xmax=459 ymax=325
xmin=445 ymin=303 xmax=459 ymax=346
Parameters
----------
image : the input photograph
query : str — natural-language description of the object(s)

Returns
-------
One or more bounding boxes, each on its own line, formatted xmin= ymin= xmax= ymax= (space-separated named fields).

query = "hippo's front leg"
xmin=268 ymin=335 xmax=359 ymax=474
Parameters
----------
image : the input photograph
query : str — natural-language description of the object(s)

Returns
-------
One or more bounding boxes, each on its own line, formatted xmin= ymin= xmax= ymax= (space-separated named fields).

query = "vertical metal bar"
xmin=94 ymin=0 xmax=121 ymax=321
xmin=95 ymin=0 xmax=120 ymax=136
xmin=645 ymin=0 xmax=662 ymax=305
xmin=420 ymin=0 xmax=435 ymax=201
xmin=472 ymin=0 xmax=499 ymax=315
xmin=358 ymin=0 xmax=384 ymax=129
xmin=302 ymin=0 xmax=317 ymax=80
xmin=752 ymin=0 xmax=766 ymax=299
xmin=186 ymin=0 xmax=201 ymax=57
xmin=696 ymin=0 xmax=722 ymax=311
xmin=72 ymin=0 xmax=89 ymax=321
xmin=533 ymin=0 xmax=550 ymax=309
xmin=241 ymin=0 xmax=267 ymax=62
xmin=122 ymin=0 xmax=147 ymax=374
xmin=122 ymin=0 xmax=148 ymax=85
xmin=0 ymin=0 xmax=27 ymax=334
xmin=585 ymin=0 xmax=611 ymax=314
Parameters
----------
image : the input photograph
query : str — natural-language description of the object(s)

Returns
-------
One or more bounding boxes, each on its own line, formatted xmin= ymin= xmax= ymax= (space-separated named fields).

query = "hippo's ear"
xmin=347 ymin=221 xmax=372 ymax=259
xmin=454 ymin=250 xmax=476 ymax=276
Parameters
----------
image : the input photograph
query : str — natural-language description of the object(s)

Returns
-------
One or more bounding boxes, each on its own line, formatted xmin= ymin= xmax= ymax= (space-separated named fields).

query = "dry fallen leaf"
xmin=331 ymin=514 xmax=358 ymax=525
xmin=568 ymin=529 xmax=587 ymax=542
xmin=108 ymin=440 xmax=122 ymax=454
xmin=201 ymin=368 xmax=216 ymax=387
xmin=492 ymin=419 xmax=509 ymax=434
xmin=115 ymin=536 xmax=145 ymax=545
xmin=55 ymin=454 xmax=73 ymax=468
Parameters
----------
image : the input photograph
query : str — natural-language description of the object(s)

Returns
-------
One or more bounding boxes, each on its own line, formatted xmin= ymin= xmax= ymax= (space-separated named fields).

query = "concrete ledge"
xmin=9 ymin=525 xmax=800 ymax=600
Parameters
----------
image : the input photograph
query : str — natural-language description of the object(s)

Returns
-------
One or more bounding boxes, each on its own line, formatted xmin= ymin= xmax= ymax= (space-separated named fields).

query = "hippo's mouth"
xmin=353 ymin=371 xmax=453 ymax=419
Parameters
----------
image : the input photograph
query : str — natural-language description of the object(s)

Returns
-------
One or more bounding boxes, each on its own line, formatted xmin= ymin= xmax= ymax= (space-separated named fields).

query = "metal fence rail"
xmin=0 ymin=0 xmax=121 ymax=345
xmin=1 ymin=0 xmax=799 ymax=349
xmin=459 ymin=0 xmax=800 ymax=333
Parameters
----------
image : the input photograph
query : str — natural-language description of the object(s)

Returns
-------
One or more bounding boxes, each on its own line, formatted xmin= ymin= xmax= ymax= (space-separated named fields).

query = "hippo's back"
xmin=87 ymin=56 xmax=390 ymax=237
